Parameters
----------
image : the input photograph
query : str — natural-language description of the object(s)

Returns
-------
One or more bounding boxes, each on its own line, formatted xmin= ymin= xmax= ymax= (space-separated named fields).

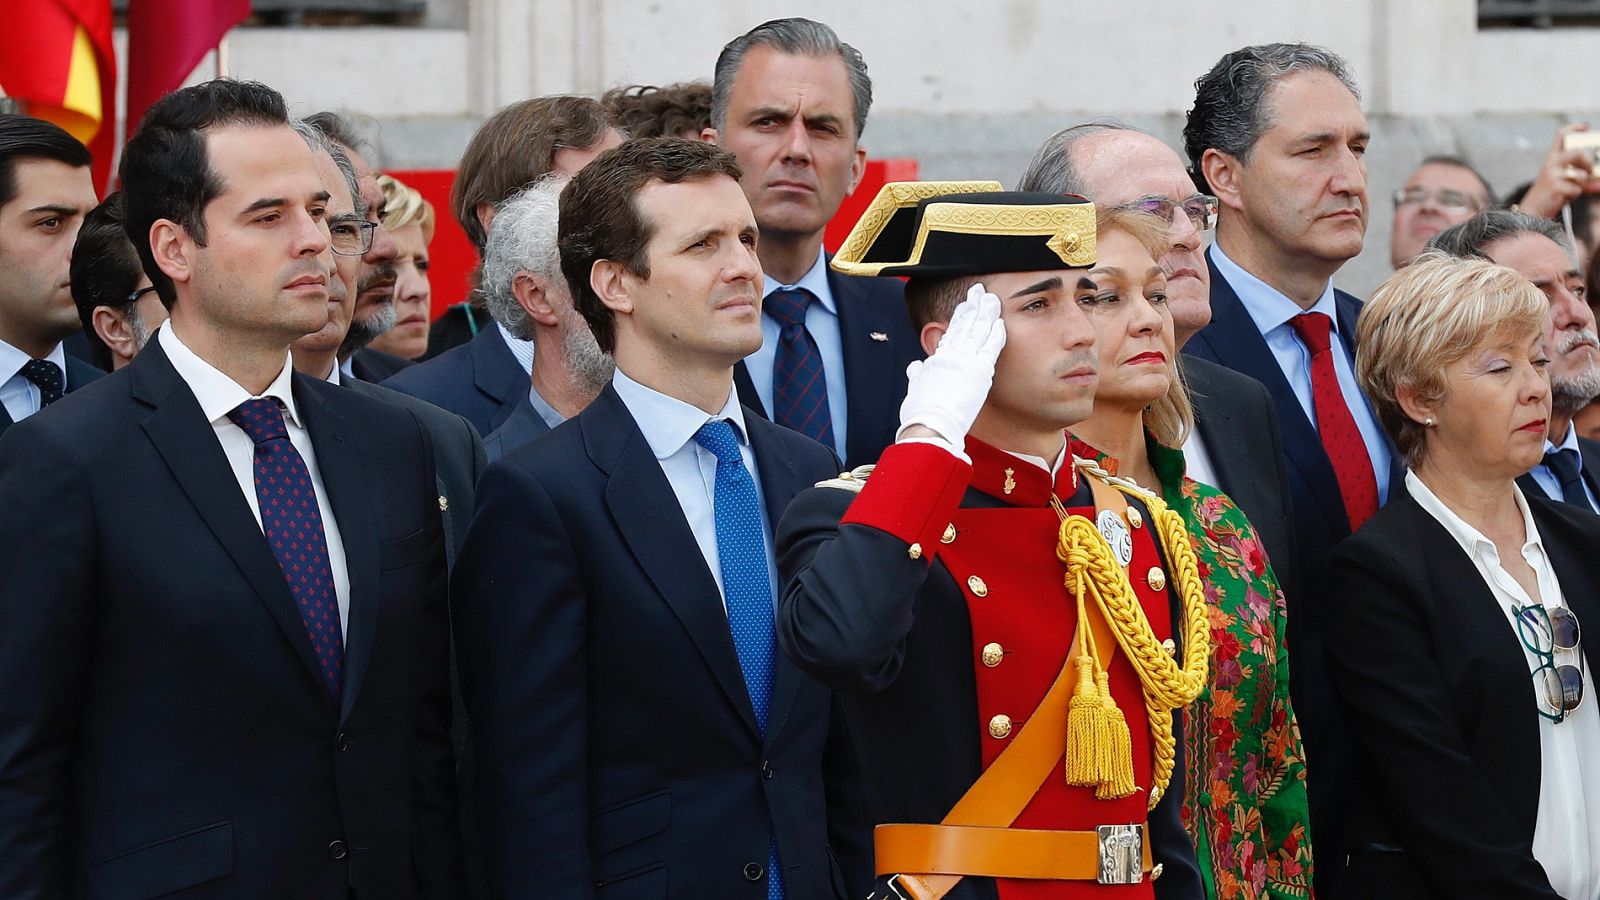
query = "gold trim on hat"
xmin=830 ymin=180 xmax=1005 ymax=276
xmin=904 ymin=201 xmax=1096 ymax=270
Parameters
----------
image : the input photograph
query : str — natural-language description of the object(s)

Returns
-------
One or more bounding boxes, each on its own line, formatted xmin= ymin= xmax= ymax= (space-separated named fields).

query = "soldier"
xmin=776 ymin=183 xmax=1208 ymax=900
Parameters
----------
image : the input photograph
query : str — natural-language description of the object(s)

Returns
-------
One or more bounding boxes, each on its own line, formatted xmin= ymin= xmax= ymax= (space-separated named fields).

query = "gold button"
xmin=438 ymin=495 xmax=449 ymax=511
xmin=988 ymin=714 xmax=1012 ymax=739
xmin=981 ymin=642 xmax=1004 ymax=667
xmin=1162 ymin=638 xmax=1177 ymax=656
xmin=1151 ymin=863 xmax=1164 ymax=881
xmin=941 ymin=523 xmax=957 ymax=544
xmin=1127 ymin=506 xmax=1143 ymax=529
xmin=908 ymin=542 xmax=922 ymax=560
xmin=1147 ymin=567 xmax=1166 ymax=591
xmin=967 ymin=575 xmax=988 ymax=597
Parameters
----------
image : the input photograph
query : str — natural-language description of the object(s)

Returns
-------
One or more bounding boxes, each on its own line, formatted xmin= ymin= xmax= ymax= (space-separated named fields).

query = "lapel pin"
xmin=869 ymin=331 xmax=889 ymax=342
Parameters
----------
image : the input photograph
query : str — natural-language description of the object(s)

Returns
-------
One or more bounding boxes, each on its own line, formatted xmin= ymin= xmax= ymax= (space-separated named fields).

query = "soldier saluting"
xmin=776 ymin=183 xmax=1209 ymax=900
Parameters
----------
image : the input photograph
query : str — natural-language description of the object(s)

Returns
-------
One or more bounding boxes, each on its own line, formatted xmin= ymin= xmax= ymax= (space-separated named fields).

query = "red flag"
xmin=0 ymin=0 xmax=118 ymax=193
xmin=126 ymin=0 xmax=252 ymax=138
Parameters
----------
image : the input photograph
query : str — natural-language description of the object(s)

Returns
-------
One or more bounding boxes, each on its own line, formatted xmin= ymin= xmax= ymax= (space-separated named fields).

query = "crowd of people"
xmin=0 ymin=16 xmax=1596 ymax=900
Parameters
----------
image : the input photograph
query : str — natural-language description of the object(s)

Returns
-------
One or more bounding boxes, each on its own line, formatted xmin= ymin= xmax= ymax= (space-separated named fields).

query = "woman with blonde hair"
xmin=1327 ymin=252 xmax=1599 ymax=898
xmin=367 ymin=173 xmax=434 ymax=360
xmin=1070 ymin=208 xmax=1314 ymax=899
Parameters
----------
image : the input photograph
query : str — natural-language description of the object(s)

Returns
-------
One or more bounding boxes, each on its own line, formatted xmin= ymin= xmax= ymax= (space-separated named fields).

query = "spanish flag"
xmin=0 ymin=0 xmax=117 ymax=193
xmin=127 ymin=0 xmax=252 ymax=139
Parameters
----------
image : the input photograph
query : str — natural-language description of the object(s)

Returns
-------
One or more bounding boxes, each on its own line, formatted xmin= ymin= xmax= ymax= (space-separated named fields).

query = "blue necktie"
xmin=1543 ymin=447 xmax=1591 ymax=508
xmin=692 ymin=419 xmax=785 ymax=900
xmin=19 ymin=358 xmax=64 ymax=408
xmin=765 ymin=288 xmax=835 ymax=449
xmin=229 ymin=398 xmax=344 ymax=699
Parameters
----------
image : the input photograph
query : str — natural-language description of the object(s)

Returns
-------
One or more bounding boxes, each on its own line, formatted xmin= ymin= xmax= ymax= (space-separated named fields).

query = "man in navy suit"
xmin=0 ymin=114 xmax=102 ymax=437
xmin=0 ymin=80 xmax=462 ymax=898
xmin=454 ymin=138 xmax=861 ymax=898
xmin=1181 ymin=43 xmax=1404 ymax=898
xmin=704 ymin=18 xmax=919 ymax=468
xmin=477 ymin=177 xmax=614 ymax=462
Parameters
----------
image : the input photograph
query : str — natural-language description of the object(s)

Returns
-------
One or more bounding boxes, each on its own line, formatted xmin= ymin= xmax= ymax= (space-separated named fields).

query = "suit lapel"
xmin=830 ymin=269 xmax=899 ymax=467
xmin=733 ymin=362 xmax=766 ymax=418
xmin=746 ymin=415 xmax=810 ymax=747
xmin=133 ymin=342 xmax=332 ymax=702
xmin=296 ymin=378 xmax=382 ymax=724
xmin=1197 ymin=253 xmax=1352 ymax=533
xmin=1336 ymin=290 xmax=1406 ymax=491
xmin=0 ymin=404 xmax=11 ymax=438
xmin=585 ymin=387 xmax=764 ymax=740
xmin=471 ymin=328 xmax=528 ymax=431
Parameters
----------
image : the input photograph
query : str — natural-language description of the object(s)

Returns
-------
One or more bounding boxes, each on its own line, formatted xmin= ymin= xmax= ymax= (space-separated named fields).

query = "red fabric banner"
xmin=126 ymin=0 xmax=251 ymax=138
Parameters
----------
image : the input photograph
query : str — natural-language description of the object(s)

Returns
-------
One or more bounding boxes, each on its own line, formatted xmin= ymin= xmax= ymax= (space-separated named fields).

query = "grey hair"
xmin=1426 ymin=209 xmax=1571 ymax=259
xmin=480 ymin=174 xmax=567 ymax=339
xmin=1183 ymin=43 xmax=1360 ymax=191
xmin=304 ymin=110 xmax=379 ymax=167
xmin=711 ymin=18 xmax=872 ymax=138
xmin=1017 ymin=120 xmax=1143 ymax=194
xmin=290 ymin=117 xmax=364 ymax=217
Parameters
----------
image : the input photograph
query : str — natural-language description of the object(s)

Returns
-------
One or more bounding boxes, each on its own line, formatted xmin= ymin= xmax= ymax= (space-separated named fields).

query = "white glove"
xmin=896 ymin=283 xmax=1006 ymax=454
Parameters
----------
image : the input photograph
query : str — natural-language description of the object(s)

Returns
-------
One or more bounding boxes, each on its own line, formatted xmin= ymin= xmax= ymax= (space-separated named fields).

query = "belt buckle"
xmin=872 ymin=874 xmax=914 ymax=900
xmin=1096 ymin=823 xmax=1145 ymax=885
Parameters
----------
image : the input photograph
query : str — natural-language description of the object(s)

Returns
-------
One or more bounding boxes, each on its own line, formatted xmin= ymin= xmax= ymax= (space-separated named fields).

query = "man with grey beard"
xmin=479 ymin=177 xmax=614 ymax=461
xmin=1430 ymin=211 xmax=1600 ymax=512
xmin=305 ymin=111 xmax=413 ymax=383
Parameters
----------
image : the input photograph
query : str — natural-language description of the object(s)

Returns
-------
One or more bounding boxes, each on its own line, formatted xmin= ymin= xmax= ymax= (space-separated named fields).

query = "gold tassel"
xmin=1065 ymin=654 xmax=1102 ymax=785
xmin=1096 ymin=668 xmax=1137 ymax=799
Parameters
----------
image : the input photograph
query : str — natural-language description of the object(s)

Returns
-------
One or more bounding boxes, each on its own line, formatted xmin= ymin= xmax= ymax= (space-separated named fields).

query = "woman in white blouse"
xmin=1325 ymin=253 xmax=1600 ymax=899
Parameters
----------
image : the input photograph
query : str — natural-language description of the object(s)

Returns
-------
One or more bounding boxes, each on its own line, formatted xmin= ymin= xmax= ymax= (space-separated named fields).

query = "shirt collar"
xmin=762 ymin=244 xmax=837 ymax=315
xmin=526 ymin=383 xmax=567 ymax=430
xmin=337 ymin=355 xmax=354 ymax=382
xmin=1545 ymin=420 xmax=1582 ymax=456
xmin=611 ymin=367 xmax=748 ymax=461
xmin=1406 ymin=469 xmax=1546 ymax=564
xmin=0 ymin=337 xmax=67 ymax=379
xmin=159 ymin=323 xmax=302 ymax=428
xmin=1210 ymin=242 xmax=1341 ymax=336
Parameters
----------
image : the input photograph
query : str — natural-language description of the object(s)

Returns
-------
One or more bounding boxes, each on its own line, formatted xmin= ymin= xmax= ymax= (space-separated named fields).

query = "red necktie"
xmin=1290 ymin=312 xmax=1378 ymax=531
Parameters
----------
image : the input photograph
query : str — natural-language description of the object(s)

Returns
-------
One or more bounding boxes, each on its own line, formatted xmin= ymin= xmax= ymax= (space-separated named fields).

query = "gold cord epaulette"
xmin=1055 ymin=479 xmax=1210 ymax=809
xmin=813 ymin=464 xmax=876 ymax=493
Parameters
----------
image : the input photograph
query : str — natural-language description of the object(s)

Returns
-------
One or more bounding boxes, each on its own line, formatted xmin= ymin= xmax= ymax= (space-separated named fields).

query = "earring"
xmin=1424 ymin=417 xmax=1435 ymax=427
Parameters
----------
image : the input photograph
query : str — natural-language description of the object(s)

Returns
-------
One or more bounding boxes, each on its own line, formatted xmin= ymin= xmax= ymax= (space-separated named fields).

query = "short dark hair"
xmin=1183 ymin=43 xmax=1359 ymax=192
xmin=904 ymin=274 xmax=979 ymax=332
xmin=1414 ymin=154 xmax=1495 ymax=206
xmin=71 ymin=193 xmax=145 ymax=370
xmin=711 ymin=18 xmax=872 ymax=138
xmin=602 ymin=82 xmax=714 ymax=139
xmin=1427 ymin=208 xmax=1571 ymax=260
xmin=452 ymin=95 xmax=612 ymax=252
xmin=0 ymin=114 xmax=91 ymax=211
xmin=119 ymin=79 xmax=290 ymax=309
xmin=559 ymin=138 xmax=743 ymax=354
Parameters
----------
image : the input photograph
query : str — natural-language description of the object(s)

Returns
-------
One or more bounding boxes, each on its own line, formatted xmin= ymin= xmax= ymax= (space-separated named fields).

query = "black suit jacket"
xmin=481 ymin=393 xmax=550 ymax=463
xmin=0 ymin=339 xmax=463 ymax=899
xmin=1184 ymin=250 xmax=1405 ymax=895
xmin=383 ymin=327 xmax=529 ymax=438
xmin=1183 ymin=355 xmax=1299 ymax=608
xmin=0 ymin=353 xmax=102 ymax=438
xmin=736 ymin=269 xmax=920 ymax=469
xmin=453 ymin=384 xmax=861 ymax=899
xmin=1323 ymin=487 xmax=1600 ymax=899
xmin=349 ymin=347 xmax=413 ymax=383
xmin=1515 ymin=435 xmax=1600 ymax=513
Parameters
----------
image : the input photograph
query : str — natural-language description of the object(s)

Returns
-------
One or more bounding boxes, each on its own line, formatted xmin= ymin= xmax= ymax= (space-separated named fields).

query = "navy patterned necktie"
xmin=1542 ymin=447 xmax=1590 ymax=508
xmin=228 ymin=398 xmax=344 ymax=698
xmin=19 ymin=359 xmax=64 ymax=408
xmin=691 ymin=419 xmax=785 ymax=900
xmin=765 ymin=288 xmax=834 ymax=449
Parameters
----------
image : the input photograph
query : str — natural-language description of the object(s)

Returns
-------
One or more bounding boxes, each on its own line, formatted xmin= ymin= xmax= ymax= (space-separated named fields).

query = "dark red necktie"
xmin=1290 ymin=312 xmax=1378 ymax=531
xmin=229 ymin=398 xmax=344 ymax=698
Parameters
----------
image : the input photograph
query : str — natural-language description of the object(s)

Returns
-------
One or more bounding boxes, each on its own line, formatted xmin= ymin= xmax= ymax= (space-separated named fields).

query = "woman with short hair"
xmin=1328 ymin=252 xmax=1600 ymax=899
xmin=368 ymin=173 xmax=434 ymax=360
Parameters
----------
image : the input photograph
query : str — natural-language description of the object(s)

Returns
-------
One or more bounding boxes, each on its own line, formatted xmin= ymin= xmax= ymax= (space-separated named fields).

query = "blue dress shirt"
xmin=1530 ymin=422 xmax=1600 ymax=512
xmin=744 ymin=246 xmax=848 ymax=460
xmin=0 ymin=339 xmax=68 ymax=424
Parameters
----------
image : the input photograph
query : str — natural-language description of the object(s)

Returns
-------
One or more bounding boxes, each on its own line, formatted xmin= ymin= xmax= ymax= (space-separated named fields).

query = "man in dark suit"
xmin=1018 ymin=121 xmax=1298 ymax=603
xmin=454 ymin=138 xmax=859 ymax=898
xmin=704 ymin=18 xmax=920 ymax=468
xmin=0 ymin=114 xmax=103 ymax=437
xmin=476 ymin=177 xmax=613 ymax=461
xmin=1181 ymin=43 xmax=1404 ymax=897
xmin=1428 ymin=210 xmax=1600 ymax=514
xmin=0 ymin=80 xmax=463 ymax=899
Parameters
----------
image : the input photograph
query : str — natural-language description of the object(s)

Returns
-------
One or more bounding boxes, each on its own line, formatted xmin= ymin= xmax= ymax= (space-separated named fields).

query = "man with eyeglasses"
xmin=70 ymin=192 xmax=169 ymax=371
xmin=1388 ymin=156 xmax=1493 ymax=270
xmin=1019 ymin=122 xmax=1299 ymax=608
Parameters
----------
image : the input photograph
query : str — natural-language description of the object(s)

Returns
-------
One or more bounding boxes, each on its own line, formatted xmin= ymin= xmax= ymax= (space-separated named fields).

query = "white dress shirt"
xmin=159 ymin=324 xmax=352 ymax=637
xmin=744 ymin=246 xmax=849 ymax=460
xmin=611 ymin=367 xmax=778 ymax=612
xmin=1408 ymin=471 xmax=1600 ymax=899
xmin=497 ymin=323 xmax=536 ymax=376
xmin=1211 ymin=243 xmax=1393 ymax=504
xmin=1528 ymin=421 xmax=1600 ymax=513
xmin=0 ymin=338 xmax=68 ymax=423
xmin=1179 ymin=429 xmax=1221 ymax=490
